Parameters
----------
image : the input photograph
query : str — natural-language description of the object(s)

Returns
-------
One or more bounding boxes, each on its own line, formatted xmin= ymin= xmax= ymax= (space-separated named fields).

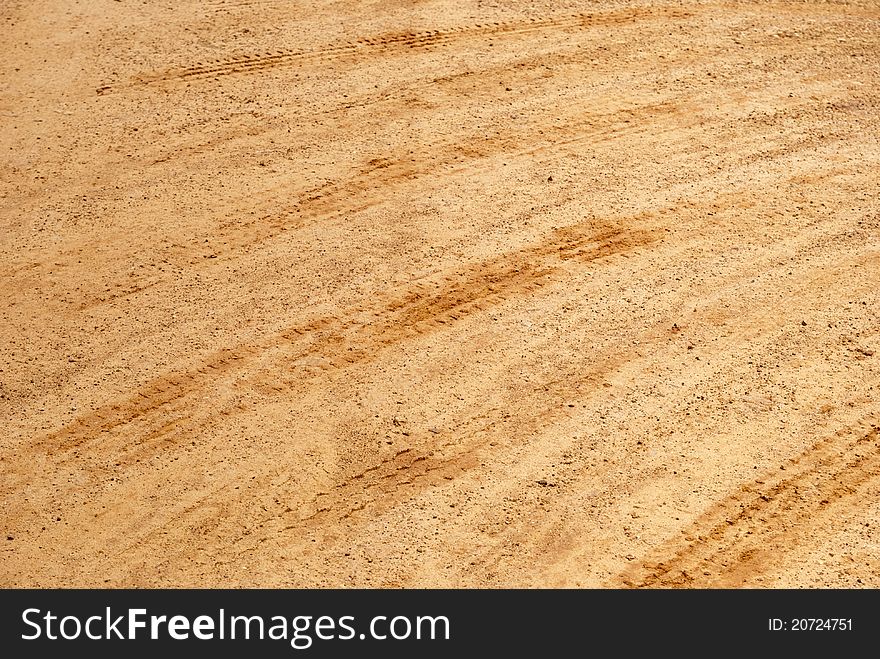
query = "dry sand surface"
xmin=1 ymin=0 xmax=878 ymax=588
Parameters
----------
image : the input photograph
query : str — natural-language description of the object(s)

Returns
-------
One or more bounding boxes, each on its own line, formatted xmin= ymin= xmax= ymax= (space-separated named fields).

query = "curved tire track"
xmin=617 ymin=420 xmax=880 ymax=588
xmin=23 ymin=220 xmax=662 ymax=465
xmin=118 ymin=6 xmax=692 ymax=88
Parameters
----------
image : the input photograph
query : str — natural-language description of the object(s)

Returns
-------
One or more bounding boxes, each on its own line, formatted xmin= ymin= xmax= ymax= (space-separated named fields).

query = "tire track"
xmin=245 ymin=221 xmax=661 ymax=381
xmin=213 ymin=97 xmax=680 ymax=246
xmin=5 ymin=96 xmax=690 ymax=345
xmin=121 ymin=335 xmax=638 ymax=569
xmin=24 ymin=219 xmax=663 ymax=465
xmin=616 ymin=420 xmax=880 ymax=588
xmin=18 ymin=99 xmax=687 ymax=313
xmin=193 ymin=99 xmax=689 ymax=267
xmin=215 ymin=346 xmax=645 ymax=564
xmin=29 ymin=345 xmax=258 ymax=457
xmin=117 ymin=6 xmax=692 ymax=88
xmin=207 ymin=0 xmax=277 ymax=11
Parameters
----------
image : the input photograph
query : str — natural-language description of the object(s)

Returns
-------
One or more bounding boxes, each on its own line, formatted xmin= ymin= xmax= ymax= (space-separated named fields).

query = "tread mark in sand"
xmin=191 ymin=101 xmax=685 ymax=265
xmin=617 ymin=420 xmax=880 ymax=588
xmin=29 ymin=222 xmax=662 ymax=461
xmin=224 ymin=346 xmax=640 ymax=559
xmin=111 ymin=7 xmax=692 ymax=89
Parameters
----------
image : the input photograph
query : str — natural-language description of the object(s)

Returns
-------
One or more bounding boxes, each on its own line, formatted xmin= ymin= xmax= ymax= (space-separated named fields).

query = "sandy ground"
xmin=1 ymin=0 xmax=878 ymax=588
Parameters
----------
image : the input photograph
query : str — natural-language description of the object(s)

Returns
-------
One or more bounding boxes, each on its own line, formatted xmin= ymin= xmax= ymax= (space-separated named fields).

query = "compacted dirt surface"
xmin=1 ymin=0 xmax=878 ymax=588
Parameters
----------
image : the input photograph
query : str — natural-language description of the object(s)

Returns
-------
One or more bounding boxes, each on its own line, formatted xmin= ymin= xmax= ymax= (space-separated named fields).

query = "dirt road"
xmin=1 ymin=0 xmax=878 ymax=587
